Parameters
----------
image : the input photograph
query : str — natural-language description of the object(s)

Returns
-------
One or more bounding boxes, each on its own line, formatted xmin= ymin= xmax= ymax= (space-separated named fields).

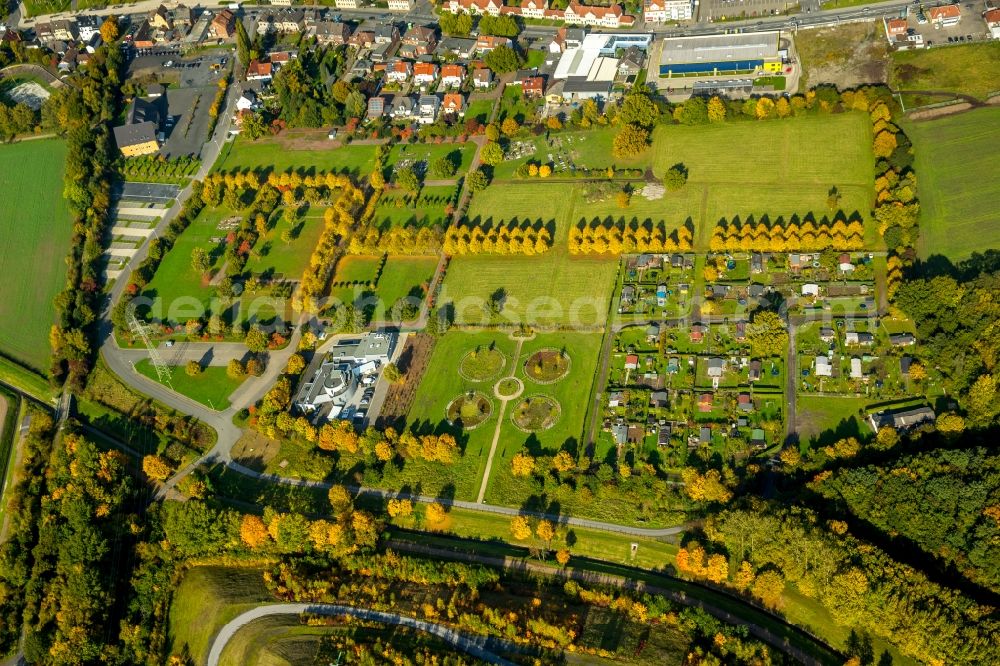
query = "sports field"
xmin=905 ymin=108 xmax=1000 ymax=261
xmin=891 ymin=42 xmax=1000 ymax=101
xmin=0 ymin=140 xmax=72 ymax=373
xmin=442 ymin=183 xmax=619 ymax=326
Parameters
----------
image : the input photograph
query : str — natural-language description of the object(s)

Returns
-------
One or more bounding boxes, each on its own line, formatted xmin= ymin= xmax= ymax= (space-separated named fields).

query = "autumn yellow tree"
xmin=556 ymin=549 xmax=571 ymax=566
xmin=873 ymin=130 xmax=898 ymax=159
xmin=705 ymin=553 xmax=728 ymax=583
xmin=552 ymin=450 xmax=575 ymax=473
xmin=536 ymin=519 xmax=555 ymax=548
xmin=538 ymin=164 xmax=552 ymax=178
xmin=240 ymin=514 xmax=270 ymax=548
xmin=425 ymin=502 xmax=447 ymax=527
xmin=707 ymin=96 xmax=726 ymax=123
xmin=510 ymin=515 xmax=532 ymax=540
xmin=328 ymin=484 xmax=353 ymax=515
xmin=751 ymin=570 xmax=786 ymax=609
xmin=734 ymin=561 xmax=755 ymax=590
xmin=386 ymin=498 xmax=413 ymax=518
xmin=681 ymin=468 xmax=733 ymax=503
xmin=142 ymin=455 xmax=172 ymax=481
xmin=511 ymin=451 xmax=535 ymax=477
xmin=375 ymin=440 xmax=394 ymax=462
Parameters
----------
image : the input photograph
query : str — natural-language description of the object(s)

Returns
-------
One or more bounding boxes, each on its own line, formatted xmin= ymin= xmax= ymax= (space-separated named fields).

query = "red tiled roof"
xmin=928 ymin=5 xmax=960 ymax=19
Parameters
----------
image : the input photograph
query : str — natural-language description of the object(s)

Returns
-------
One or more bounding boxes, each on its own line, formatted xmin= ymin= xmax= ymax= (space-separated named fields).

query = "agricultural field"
xmin=904 ymin=108 xmax=1000 ymax=261
xmin=0 ymin=140 xmax=72 ymax=373
xmin=891 ymin=42 xmax=1000 ymax=101
xmin=134 ymin=359 xmax=246 ymax=410
xmin=216 ymin=137 xmax=476 ymax=178
xmin=441 ymin=183 xmax=618 ymax=326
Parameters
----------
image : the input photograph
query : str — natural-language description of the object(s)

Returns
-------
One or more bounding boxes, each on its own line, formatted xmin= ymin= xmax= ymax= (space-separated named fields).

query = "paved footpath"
xmin=206 ymin=603 xmax=521 ymax=666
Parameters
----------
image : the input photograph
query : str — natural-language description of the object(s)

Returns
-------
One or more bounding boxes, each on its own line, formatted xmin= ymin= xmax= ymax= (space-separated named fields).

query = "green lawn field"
xmin=377 ymin=256 xmax=438 ymax=307
xmin=0 ymin=140 xmax=72 ymax=373
xmin=442 ymin=183 xmax=618 ymax=327
xmin=135 ymin=359 xmax=246 ymax=410
xmin=245 ymin=208 xmax=327 ymax=279
xmin=795 ymin=395 xmax=870 ymax=447
xmin=904 ymin=108 xmax=1000 ymax=261
xmin=331 ymin=255 xmax=437 ymax=317
xmin=373 ymin=185 xmax=456 ymax=229
xmin=891 ymin=42 xmax=1000 ymax=101
xmin=217 ymin=138 xmax=476 ymax=178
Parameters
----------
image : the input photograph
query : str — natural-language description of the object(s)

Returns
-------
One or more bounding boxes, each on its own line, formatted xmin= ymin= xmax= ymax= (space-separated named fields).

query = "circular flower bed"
xmin=523 ymin=348 xmax=571 ymax=384
xmin=495 ymin=377 xmax=523 ymax=399
xmin=511 ymin=395 xmax=561 ymax=432
xmin=446 ymin=391 xmax=493 ymax=429
xmin=459 ymin=346 xmax=507 ymax=382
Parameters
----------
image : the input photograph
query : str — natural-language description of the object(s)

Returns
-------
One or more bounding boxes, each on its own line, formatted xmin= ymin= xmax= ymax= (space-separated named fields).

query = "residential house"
xmin=607 ymin=391 xmax=624 ymax=407
xmin=523 ymin=76 xmax=545 ymax=97
xmin=646 ymin=324 xmax=660 ymax=344
xmin=819 ymin=327 xmax=836 ymax=343
xmin=350 ymin=58 xmax=374 ymax=80
xmin=436 ymin=36 xmax=477 ymax=59
xmin=690 ymin=323 xmax=706 ymax=343
xmin=868 ymin=406 xmax=935 ymax=432
xmin=270 ymin=51 xmax=294 ymax=68
xmin=417 ymin=94 xmax=440 ymax=124
xmin=814 ymin=356 xmax=833 ymax=377
xmin=256 ymin=14 xmax=278 ymax=36
xmin=611 ymin=421 xmax=629 ymax=444
xmin=928 ymin=5 xmax=961 ymax=27
xmin=401 ymin=25 xmax=437 ymax=57
xmin=564 ymin=2 xmax=634 ymax=28
xmin=748 ymin=283 xmax=766 ymax=299
xmin=58 ymin=48 xmax=81 ymax=72
xmin=707 ymin=357 xmax=725 ymax=379
xmin=801 ymin=283 xmax=820 ymax=297
xmin=448 ymin=0 xmax=504 ymax=16
xmin=738 ymin=393 xmax=753 ymax=412
xmin=246 ymin=59 xmax=273 ymax=81
xmin=788 ymin=253 xmax=813 ymax=270
xmin=132 ymin=21 xmax=156 ymax=49
xmin=373 ymin=24 xmax=401 ymax=46
xmin=656 ymin=284 xmax=667 ymax=307
xmin=441 ymin=64 xmax=466 ymax=88
xmin=885 ymin=17 xmax=908 ymax=38
xmin=351 ymin=30 xmax=376 ymax=49
xmin=889 ymin=333 xmax=916 ymax=346
xmin=748 ymin=359 xmax=762 ymax=382
xmin=838 ymin=254 xmax=855 ymax=273
xmin=620 ymin=285 xmax=636 ymax=307
xmin=209 ymin=10 xmax=236 ymax=39
xmin=986 ymin=8 xmax=1000 ymax=39
xmin=147 ymin=83 xmax=165 ymax=98
xmin=315 ymin=20 xmax=352 ymax=46
xmin=390 ymin=94 xmax=415 ymax=119
xmin=617 ymin=46 xmax=644 ymax=79
xmin=476 ymin=34 xmax=512 ymax=53
xmin=624 ymin=354 xmax=639 ymax=370
xmin=149 ymin=4 xmax=172 ymax=31
xmin=751 ymin=429 xmax=766 ymax=447
xmin=275 ymin=9 xmax=305 ymax=33
xmin=413 ymin=61 xmax=438 ymax=85
xmin=698 ymin=393 xmax=713 ymax=413
xmin=845 ymin=331 xmax=874 ymax=345
xmin=335 ymin=0 xmax=360 ymax=8
xmin=113 ymin=98 xmax=160 ymax=157
xmin=236 ymin=89 xmax=259 ymax=111
xmin=385 ymin=59 xmax=412 ymax=83
xmin=850 ymin=357 xmax=864 ymax=380
xmin=650 ymin=391 xmax=668 ymax=408
xmin=367 ymin=96 xmax=386 ymax=120
xmin=643 ymin=0 xmax=692 ymax=22
xmin=76 ymin=15 xmax=101 ymax=42
xmin=48 ymin=19 xmax=79 ymax=42
xmin=388 ymin=0 xmax=415 ymax=9
xmin=710 ymin=284 xmax=730 ymax=299
xmin=442 ymin=92 xmax=464 ymax=116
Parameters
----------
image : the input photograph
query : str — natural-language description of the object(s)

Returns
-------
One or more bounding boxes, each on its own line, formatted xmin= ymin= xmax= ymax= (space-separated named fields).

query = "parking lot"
xmin=699 ymin=0 xmax=799 ymax=22
xmin=906 ymin=2 xmax=994 ymax=48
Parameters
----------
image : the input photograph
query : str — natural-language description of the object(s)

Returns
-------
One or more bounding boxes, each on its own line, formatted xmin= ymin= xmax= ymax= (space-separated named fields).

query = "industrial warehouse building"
xmin=658 ymin=32 xmax=783 ymax=77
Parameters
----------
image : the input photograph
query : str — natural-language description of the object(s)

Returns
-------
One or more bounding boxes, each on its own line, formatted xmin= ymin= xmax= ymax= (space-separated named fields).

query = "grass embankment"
xmin=891 ymin=41 xmax=1000 ymax=101
xmin=0 ymin=140 xmax=72 ymax=373
xmin=903 ymin=107 xmax=1000 ymax=262
xmin=135 ymin=359 xmax=246 ymax=410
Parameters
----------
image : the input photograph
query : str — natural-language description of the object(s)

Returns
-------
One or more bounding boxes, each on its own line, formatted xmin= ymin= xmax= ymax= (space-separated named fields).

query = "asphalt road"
xmin=205 ymin=603 xmax=521 ymax=666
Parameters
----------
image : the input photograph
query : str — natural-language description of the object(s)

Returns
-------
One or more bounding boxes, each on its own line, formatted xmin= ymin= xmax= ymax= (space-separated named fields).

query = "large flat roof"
xmin=659 ymin=31 xmax=780 ymax=66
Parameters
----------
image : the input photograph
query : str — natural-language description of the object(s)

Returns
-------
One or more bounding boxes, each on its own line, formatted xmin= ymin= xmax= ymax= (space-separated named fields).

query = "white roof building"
xmin=814 ymin=356 xmax=832 ymax=377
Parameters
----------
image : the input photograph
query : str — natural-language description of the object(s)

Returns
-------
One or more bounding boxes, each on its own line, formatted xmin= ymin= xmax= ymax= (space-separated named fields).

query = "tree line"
xmin=442 ymin=219 xmax=553 ymax=256
xmin=709 ymin=216 xmax=867 ymax=252
xmin=568 ymin=219 xmax=694 ymax=255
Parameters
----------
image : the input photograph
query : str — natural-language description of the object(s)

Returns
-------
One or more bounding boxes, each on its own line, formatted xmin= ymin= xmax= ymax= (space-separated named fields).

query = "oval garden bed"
xmin=511 ymin=395 xmax=561 ymax=432
xmin=523 ymin=348 xmax=571 ymax=384
xmin=446 ymin=391 xmax=493 ymax=429
xmin=459 ymin=346 xmax=507 ymax=382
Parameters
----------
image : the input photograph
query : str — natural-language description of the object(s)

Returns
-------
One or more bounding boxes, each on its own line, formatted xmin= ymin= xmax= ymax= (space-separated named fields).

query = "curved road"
xmin=206 ymin=603 xmax=521 ymax=666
